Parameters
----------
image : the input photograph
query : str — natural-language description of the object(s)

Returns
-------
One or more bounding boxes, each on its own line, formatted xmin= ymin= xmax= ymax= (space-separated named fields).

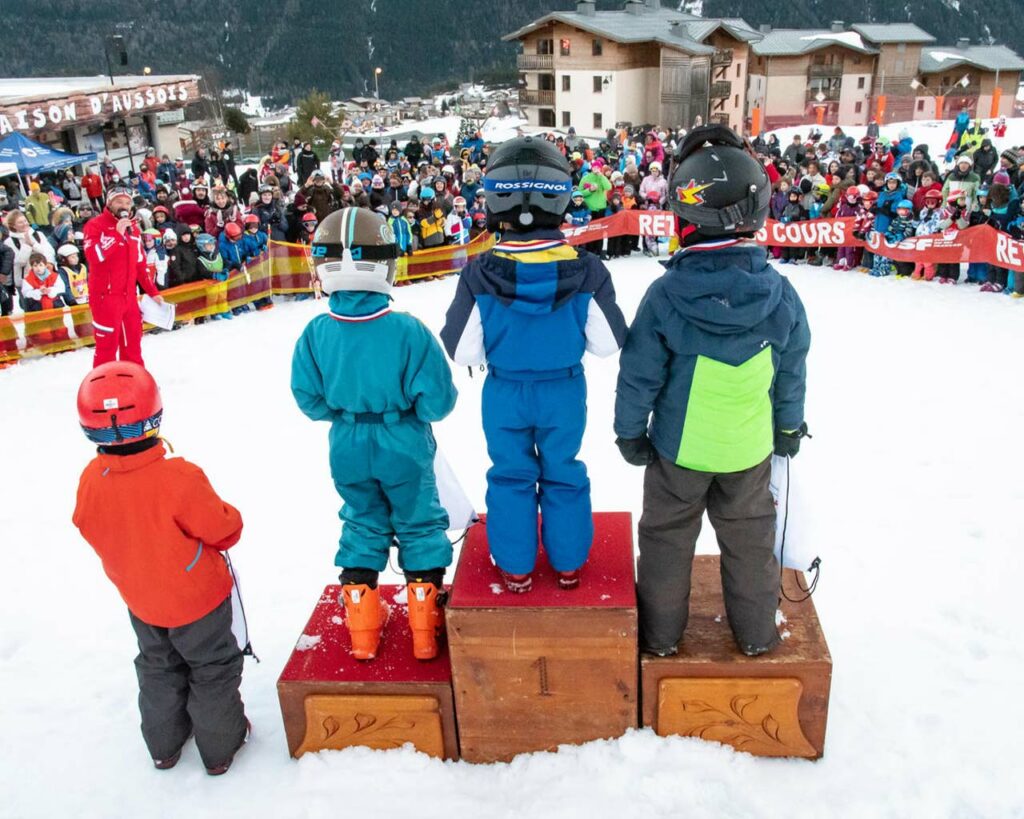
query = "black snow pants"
xmin=637 ymin=455 xmax=780 ymax=654
xmin=129 ymin=596 xmax=246 ymax=768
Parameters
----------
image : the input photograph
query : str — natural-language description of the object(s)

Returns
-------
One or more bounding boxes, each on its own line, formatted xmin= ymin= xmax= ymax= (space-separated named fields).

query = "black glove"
xmin=616 ymin=435 xmax=657 ymax=467
xmin=774 ymin=422 xmax=810 ymax=458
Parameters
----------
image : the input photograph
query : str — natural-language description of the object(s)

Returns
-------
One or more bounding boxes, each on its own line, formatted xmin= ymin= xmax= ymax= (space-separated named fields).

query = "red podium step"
xmin=446 ymin=513 xmax=638 ymax=762
xmin=277 ymin=585 xmax=459 ymax=759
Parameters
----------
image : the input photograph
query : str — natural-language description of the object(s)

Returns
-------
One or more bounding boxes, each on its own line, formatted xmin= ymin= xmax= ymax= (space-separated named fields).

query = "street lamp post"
xmin=374 ymin=67 xmax=383 ymax=99
xmin=103 ymin=34 xmax=136 ymax=173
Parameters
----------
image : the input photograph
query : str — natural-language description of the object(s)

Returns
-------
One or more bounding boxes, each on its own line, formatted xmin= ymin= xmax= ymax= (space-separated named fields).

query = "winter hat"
xmin=29 ymin=181 xmax=41 ymax=192
xmin=896 ymin=199 xmax=913 ymax=211
xmin=57 ymin=244 xmax=79 ymax=258
xmin=993 ymin=171 xmax=1011 ymax=186
xmin=1001 ymin=148 xmax=1021 ymax=165
xmin=955 ymin=154 xmax=973 ymax=168
xmin=371 ymin=175 xmax=385 ymax=188
xmin=163 ymin=228 xmax=177 ymax=243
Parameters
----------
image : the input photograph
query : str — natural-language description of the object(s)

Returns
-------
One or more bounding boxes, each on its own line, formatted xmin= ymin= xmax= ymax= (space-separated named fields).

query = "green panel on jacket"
xmin=676 ymin=346 xmax=774 ymax=473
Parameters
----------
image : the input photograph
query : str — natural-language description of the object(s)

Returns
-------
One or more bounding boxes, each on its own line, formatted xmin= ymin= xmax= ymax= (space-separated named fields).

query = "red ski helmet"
xmin=77 ymin=362 xmax=162 ymax=446
xmin=244 ymin=213 xmax=260 ymax=225
xmin=224 ymin=222 xmax=243 ymax=240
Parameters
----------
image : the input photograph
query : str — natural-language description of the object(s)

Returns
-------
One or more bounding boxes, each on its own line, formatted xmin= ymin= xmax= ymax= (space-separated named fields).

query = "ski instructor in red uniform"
xmin=83 ymin=185 xmax=165 ymax=366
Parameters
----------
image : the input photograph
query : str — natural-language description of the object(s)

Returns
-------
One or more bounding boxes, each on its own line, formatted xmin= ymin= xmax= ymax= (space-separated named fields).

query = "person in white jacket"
xmin=4 ymin=210 xmax=56 ymax=299
xmin=638 ymin=162 xmax=668 ymax=207
xmin=444 ymin=196 xmax=470 ymax=245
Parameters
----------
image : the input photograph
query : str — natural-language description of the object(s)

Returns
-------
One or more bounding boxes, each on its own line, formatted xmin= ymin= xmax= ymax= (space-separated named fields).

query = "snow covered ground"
xmin=2 ymin=255 xmax=1022 ymax=818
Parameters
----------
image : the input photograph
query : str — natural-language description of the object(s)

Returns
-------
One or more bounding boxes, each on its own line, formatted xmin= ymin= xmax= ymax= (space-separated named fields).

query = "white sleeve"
xmin=585 ymin=297 xmax=622 ymax=358
xmin=451 ymin=302 xmax=486 ymax=366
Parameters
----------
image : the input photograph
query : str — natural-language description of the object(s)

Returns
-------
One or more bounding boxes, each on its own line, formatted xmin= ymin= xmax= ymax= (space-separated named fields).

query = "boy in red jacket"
xmin=72 ymin=362 xmax=249 ymax=775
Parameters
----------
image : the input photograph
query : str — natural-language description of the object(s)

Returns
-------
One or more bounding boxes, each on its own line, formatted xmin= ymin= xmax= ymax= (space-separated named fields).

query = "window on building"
xmin=853 ymin=55 xmax=861 ymax=65
xmin=593 ymin=112 xmax=603 ymax=129
xmin=539 ymin=109 xmax=556 ymax=127
xmin=736 ymin=63 xmax=742 ymax=78
xmin=734 ymin=94 xmax=739 ymax=107
xmin=855 ymin=101 xmax=863 ymax=113
xmin=562 ymin=111 xmax=572 ymax=127
xmin=917 ymin=98 xmax=926 ymax=112
xmin=539 ymin=74 xmax=555 ymax=91
xmin=593 ymin=75 xmax=603 ymax=93
xmin=593 ymin=39 xmax=603 ymax=56
xmin=538 ymin=39 xmax=553 ymax=55
xmin=895 ymin=60 xmax=904 ymax=74
xmin=897 ymin=43 xmax=907 ymax=53
xmin=560 ymin=38 xmax=571 ymax=56
xmin=858 ymin=77 xmax=866 ymax=89
xmin=562 ymin=75 xmax=571 ymax=91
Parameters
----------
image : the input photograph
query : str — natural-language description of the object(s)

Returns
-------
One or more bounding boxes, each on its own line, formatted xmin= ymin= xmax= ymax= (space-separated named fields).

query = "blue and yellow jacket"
xmin=615 ymin=240 xmax=810 ymax=474
xmin=242 ymin=229 xmax=268 ymax=260
xmin=440 ymin=229 xmax=627 ymax=374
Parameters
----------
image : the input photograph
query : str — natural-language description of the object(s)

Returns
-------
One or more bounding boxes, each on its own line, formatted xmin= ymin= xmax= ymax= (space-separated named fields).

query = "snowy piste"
xmin=2 ymin=253 xmax=1022 ymax=817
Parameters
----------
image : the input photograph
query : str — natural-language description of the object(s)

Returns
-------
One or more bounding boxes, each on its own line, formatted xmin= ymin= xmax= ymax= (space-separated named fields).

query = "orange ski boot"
xmin=406 ymin=581 xmax=446 ymax=660
xmin=340 ymin=584 xmax=389 ymax=660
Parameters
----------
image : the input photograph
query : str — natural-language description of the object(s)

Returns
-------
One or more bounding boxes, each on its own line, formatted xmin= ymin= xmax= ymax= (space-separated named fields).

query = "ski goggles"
xmin=81 ymin=410 xmax=163 ymax=445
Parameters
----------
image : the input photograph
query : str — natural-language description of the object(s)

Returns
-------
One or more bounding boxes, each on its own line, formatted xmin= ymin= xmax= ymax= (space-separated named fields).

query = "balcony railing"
xmin=710 ymin=81 xmax=732 ymax=99
xmin=519 ymin=89 xmax=555 ymax=107
xmin=806 ymin=87 xmax=842 ymax=103
xmin=808 ymin=64 xmax=843 ymax=79
xmin=711 ymin=49 xmax=734 ymax=67
xmin=517 ymin=54 xmax=554 ymax=71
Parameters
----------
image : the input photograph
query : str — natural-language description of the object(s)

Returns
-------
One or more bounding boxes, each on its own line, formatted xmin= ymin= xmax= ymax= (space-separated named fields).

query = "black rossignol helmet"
xmin=668 ymin=125 xmax=771 ymax=242
xmin=482 ymin=136 xmax=573 ymax=231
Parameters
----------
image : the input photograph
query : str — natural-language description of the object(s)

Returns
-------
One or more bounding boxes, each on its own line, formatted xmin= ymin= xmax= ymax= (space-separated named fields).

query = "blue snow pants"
xmin=481 ymin=368 xmax=593 ymax=574
xmin=328 ymin=413 xmax=451 ymax=573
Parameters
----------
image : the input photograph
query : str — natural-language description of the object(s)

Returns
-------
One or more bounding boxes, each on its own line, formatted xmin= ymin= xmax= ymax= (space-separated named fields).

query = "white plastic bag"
xmin=769 ymin=455 xmax=820 ymax=573
xmin=223 ymin=553 xmax=256 ymax=659
xmin=434 ymin=448 xmax=477 ymax=532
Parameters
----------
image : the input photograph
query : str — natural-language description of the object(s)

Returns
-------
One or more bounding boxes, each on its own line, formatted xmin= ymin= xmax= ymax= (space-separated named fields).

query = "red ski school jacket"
xmin=82 ymin=209 xmax=160 ymax=299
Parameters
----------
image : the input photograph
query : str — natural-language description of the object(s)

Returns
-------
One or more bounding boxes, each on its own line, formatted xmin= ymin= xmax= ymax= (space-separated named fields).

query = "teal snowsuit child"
xmin=291 ymin=289 xmax=457 ymax=574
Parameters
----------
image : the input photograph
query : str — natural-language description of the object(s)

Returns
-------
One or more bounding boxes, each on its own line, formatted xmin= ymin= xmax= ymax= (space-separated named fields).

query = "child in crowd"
xmin=966 ymin=187 xmax=992 ymax=284
xmin=21 ymin=252 xmax=70 ymax=345
xmin=142 ymin=228 xmax=168 ymax=289
xmin=833 ymin=187 xmax=862 ymax=270
xmin=242 ymin=214 xmax=272 ymax=311
xmin=218 ymin=223 xmax=249 ymax=315
xmin=445 ymin=196 xmax=471 ymax=245
xmin=779 ymin=188 xmax=806 ymax=265
xmin=855 ymin=190 xmax=878 ymax=272
xmin=564 ymin=190 xmax=591 ymax=228
xmin=980 ymin=181 xmax=1020 ymax=292
xmin=769 ymin=180 xmax=791 ymax=260
xmin=469 ymin=211 xmax=488 ymax=241
xmin=196 ymin=233 xmax=231 ymax=320
xmin=606 ymin=191 xmax=630 ymax=258
xmin=389 ymin=201 xmax=413 ymax=255
xmin=56 ymin=244 xmax=89 ymax=304
xmin=913 ymin=189 xmax=945 ymax=280
xmin=414 ymin=189 xmax=447 ymax=249
xmin=642 ymin=190 xmax=662 ymax=256
xmin=885 ymin=200 xmax=918 ymax=279
xmin=73 ymin=362 xmax=249 ymax=775
xmin=937 ymin=192 xmax=971 ymax=284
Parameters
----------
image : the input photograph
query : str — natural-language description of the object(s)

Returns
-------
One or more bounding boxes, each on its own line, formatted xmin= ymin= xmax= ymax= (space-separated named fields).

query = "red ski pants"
xmin=91 ymin=293 xmax=145 ymax=367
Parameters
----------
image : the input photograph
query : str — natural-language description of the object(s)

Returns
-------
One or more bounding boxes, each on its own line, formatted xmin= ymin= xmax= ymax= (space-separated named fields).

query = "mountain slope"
xmin=1 ymin=0 xmax=1020 ymax=105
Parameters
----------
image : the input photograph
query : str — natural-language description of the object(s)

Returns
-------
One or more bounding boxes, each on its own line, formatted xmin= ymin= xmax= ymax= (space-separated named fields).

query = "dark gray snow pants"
xmin=129 ymin=595 xmax=246 ymax=768
xmin=637 ymin=455 xmax=780 ymax=653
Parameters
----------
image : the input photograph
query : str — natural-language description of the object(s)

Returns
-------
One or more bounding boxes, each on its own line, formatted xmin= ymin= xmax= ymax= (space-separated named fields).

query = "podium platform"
xmin=277 ymin=584 xmax=459 ymax=759
xmin=446 ymin=513 xmax=638 ymax=762
xmin=641 ymin=556 xmax=832 ymax=758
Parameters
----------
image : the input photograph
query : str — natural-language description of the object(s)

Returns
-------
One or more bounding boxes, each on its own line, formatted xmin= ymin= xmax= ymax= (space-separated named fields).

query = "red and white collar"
xmin=493 ymin=239 xmax=566 ymax=254
xmin=680 ymin=238 xmax=745 ymax=253
xmin=329 ymin=307 xmax=391 ymax=323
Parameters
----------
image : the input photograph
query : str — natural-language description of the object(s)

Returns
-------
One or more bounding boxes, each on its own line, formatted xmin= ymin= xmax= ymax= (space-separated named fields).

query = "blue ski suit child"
xmin=440 ymin=229 xmax=627 ymax=574
xmin=291 ymin=290 xmax=458 ymax=574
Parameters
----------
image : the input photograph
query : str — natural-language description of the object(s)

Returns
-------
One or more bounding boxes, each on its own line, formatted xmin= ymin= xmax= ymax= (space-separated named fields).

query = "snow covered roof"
xmin=850 ymin=23 xmax=936 ymax=44
xmin=753 ymin=29 xmax=878 ymax=57
xmin=0 ymin=74 xmax=200 ymax=105
xmin=919 ymin=45 xmax=1024 ymax=74
xmin=503 ymin=6 xmax=760 ymax=53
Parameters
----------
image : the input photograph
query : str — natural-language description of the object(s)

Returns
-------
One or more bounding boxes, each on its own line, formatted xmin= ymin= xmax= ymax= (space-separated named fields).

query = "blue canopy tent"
xmin=0 ymin=132 xmax=97 ymax=176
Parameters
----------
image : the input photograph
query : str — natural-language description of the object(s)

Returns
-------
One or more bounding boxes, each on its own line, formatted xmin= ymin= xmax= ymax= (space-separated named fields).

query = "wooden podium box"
xmin=277 ymin=585 xmax=459 ymax=760
xmin=446 ymin=513 xmax=638 ymax=763
xmin=641 ymin=556 xmax=831 ymax=759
